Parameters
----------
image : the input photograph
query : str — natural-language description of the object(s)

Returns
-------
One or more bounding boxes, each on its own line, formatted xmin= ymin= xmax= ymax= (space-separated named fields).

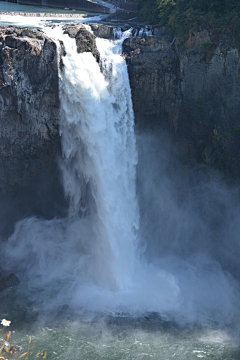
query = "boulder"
xmin=90 ymin=23 xmax=114 ymax=39
xmin=63 ymin=24 xmax=100 ymax=61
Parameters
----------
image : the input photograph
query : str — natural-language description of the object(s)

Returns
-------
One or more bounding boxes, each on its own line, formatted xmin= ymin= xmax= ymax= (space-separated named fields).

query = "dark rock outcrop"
xmin=0 ymin=26 xmax=65 ymax=236
xmin=123 ymin=27 xmax=240 ymax=179
xmin=90 ymin=23 xmax=114 ymax=39
xmin=123 ymin=31 xmax=180 ymax=131
xmin=63 ymin=24 xmax=100 ymax=61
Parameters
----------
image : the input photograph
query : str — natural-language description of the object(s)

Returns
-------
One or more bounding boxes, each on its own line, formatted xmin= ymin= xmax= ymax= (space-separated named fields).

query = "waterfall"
xmin=2 ymin=21 xmax=240 ymax=324
xmin=58 ymin=27 xmax=139 ymax=290
xmin=1 ymin=24 xmax=141 ymax=312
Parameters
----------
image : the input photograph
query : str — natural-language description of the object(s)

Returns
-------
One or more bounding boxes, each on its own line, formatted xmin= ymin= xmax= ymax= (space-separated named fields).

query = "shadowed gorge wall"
xmin=123 ymin=27 xmax=240 ymax=179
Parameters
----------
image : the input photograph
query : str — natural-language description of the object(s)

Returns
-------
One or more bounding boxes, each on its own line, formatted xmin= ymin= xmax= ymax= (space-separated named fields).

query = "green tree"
xmin=138 ymin=0 xmax=159 ymax=23
xmin=137 ymin=0 xmax=240 ymax=35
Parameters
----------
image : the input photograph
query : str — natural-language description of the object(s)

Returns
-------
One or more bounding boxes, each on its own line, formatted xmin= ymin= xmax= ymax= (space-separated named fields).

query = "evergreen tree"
xmin=137 ymin=0 xmax=240 ymax=34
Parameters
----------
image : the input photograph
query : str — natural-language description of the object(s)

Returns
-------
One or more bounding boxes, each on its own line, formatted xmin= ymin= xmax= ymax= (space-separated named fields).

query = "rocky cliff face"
xmin=1 ymin=23 xmax=240 ymax=237
xmin=0 ymin=26 xmax=64 ymax=236
xmin=123 ymin=27 xmax=240 ymax=179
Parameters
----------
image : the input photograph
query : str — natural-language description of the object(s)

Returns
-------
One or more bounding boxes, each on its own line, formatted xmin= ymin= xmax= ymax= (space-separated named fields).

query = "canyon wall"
xmin=0 ymin=26 xmax=64 ymax=235
xmin=1 ymin=23 xmax=240 ymax=234
xmin=123 ymin=27 xmax=240 ymax=179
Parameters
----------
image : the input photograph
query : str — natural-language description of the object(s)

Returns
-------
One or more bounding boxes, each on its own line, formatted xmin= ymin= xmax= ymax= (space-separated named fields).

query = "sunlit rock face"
xmin=0 ymin=26 xmax=65 ymax=236
xmin=123 ymin=27 xmax=240 ymax=179
xmin=0 ymin=26 xmax=59 ymax=192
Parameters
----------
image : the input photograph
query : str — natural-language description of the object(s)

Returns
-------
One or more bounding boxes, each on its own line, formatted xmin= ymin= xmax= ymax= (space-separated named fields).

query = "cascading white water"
xmin=42 ymin=26 xmax=139 ymax=290
xmin=138 ymin=28 xmax=152 ymax=36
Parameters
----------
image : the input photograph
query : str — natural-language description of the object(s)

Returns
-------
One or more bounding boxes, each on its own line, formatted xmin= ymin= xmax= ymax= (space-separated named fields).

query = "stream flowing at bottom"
xmin=0 ymin=21 xmax=240 ymax=359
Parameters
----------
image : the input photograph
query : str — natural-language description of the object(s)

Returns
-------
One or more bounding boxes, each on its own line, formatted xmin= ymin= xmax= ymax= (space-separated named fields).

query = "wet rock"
xmin=90 ymin=23 xmax=113 ymax=39
xmin=63 ymin=24 xmax=100 ymax=61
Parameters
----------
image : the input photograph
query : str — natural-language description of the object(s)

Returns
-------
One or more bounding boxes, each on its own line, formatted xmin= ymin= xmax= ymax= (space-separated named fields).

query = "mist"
xmin=137 ymin=131 xmax=240 ymax=277
xmin=1 ymin=129 xmax=240 ymax=328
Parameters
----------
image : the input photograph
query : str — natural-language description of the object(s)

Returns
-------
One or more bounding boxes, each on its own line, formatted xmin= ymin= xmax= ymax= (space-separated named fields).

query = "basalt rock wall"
xmin=123 ymin=27 xmax=240 ymax=179
xmin=0 ymin=26 xmax=64 ymax=236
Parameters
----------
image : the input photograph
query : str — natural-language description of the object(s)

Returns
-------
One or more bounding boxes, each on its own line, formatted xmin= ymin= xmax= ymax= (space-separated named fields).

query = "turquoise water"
xmin=0 ymin=1 xmax=87 ymax=13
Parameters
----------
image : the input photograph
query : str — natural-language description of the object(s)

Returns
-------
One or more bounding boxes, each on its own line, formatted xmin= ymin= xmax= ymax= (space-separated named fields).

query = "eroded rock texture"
xmin=90 ymin=23 xmax=114 ymax=40
xmin=0 ymin=26 xmax=65 ymax=236
xmin=63 ymin=24 xmax=100 ymax=61
xmin=123 ymin=27 xmax=240 ymax=179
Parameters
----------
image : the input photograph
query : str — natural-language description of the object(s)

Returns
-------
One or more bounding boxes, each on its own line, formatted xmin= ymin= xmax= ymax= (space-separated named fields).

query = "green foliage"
xmin=137 ymin=0 xmax=159 ymax=24
xmin=158 ymin=0 xmax=176 ymax=24
xmin=137 ymin=0 xmax=240 ymax=37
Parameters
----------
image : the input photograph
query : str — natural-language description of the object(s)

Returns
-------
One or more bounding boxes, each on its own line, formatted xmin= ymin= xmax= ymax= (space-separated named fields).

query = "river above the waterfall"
xmin=0 ymin=1 xmax=88 ymax=14
xmin=0 ymin=0 xmax=102 ymax=27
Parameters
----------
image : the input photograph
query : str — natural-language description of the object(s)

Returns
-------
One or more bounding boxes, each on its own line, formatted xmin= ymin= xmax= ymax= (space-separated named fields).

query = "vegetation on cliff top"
xmin=137 ymin=0 xmax=240 ymax=37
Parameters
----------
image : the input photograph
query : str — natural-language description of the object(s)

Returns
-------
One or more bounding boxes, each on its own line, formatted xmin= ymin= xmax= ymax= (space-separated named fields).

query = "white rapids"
xmin=48 ymin=26 xmax=140 ymax=290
